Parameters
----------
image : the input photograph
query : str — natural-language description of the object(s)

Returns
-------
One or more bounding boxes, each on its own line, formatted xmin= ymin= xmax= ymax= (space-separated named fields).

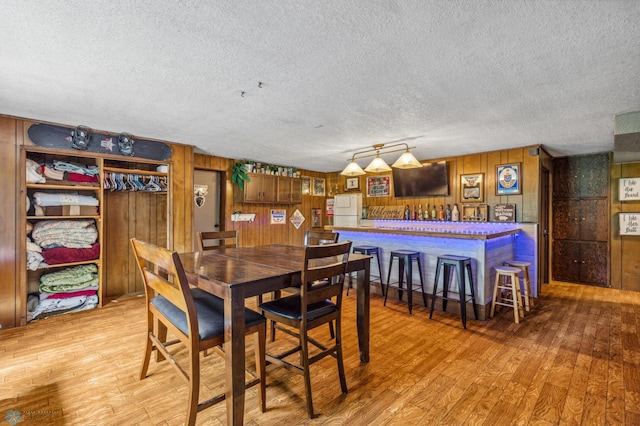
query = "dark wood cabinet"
xmin=242 ymin=173 xmax=277 ymax=203
xmin=552 ymin=153 xmax=609 ymax=287
xmin=276 ymin=176 xmax=302 ymax=204
xmin=552 ymin=199 xmax=608 ymax=241
xmin=240 ymin=174 xmax=301 ymax=204
xmin=553 ymin=154 xmax=609 ymax=198
xmin=552 ymin=241 xmax=608 ymax=286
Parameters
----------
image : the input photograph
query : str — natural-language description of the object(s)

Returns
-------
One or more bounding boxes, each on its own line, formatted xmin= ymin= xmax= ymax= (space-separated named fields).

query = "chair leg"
xmin=328 ymin=321 xmax=335 ymax=339
xmin=300 ymin=329 xmax=315 ymax=419
xmin=155 ymin=318 xmax=168 ymax=362
xmin=186 ymin=345 xmax=200 ymax=426
xmin=255 ymin=323 xmax=267 ymax=413
xmin=140 ymin=314 xmax=154 ymax=379
xmin=335 ymin=319 xmax=348 ymax=394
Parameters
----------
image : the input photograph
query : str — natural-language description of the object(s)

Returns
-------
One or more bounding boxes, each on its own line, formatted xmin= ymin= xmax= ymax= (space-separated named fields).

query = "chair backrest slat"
xmin=301 ymin=241 xmax=351 ymax=307
xmin=197 ymin=230 xmax=238 ymax=251
xmin=131 ymin=238 xmax=197 ymax=336
xmin=304 ymin=230 xmax=339 ymax=246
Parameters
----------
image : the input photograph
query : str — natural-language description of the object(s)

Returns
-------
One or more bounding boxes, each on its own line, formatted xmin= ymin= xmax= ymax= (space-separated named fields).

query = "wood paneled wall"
xmin=194 ymin=154 xmax=329 ymax=247
xmin=0 ymin=116 xmax=18 ymax=328
xmin=610 ymin=160 xmax=640 ymax=291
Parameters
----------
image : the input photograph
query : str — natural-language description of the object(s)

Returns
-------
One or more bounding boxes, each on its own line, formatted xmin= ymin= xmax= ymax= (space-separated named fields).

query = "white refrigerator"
xmin=333 ymin=193 xmax=362 ymax=227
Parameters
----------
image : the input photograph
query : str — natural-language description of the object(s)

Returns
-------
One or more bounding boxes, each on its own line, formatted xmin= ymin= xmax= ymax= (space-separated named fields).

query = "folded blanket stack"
xmin=27 ymin=264 xmax=100 ymax=322
xmin=32 ymin=192 xmax=99 ymax=207
xmin=31 ymin=219 xmax=98 ymax=249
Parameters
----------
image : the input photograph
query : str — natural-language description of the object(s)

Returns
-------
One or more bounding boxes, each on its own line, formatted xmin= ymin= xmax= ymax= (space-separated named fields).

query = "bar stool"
xmin=347 ymin=245 xmax=384 ymax=295
xmin=504 ymin=260 xmax=534 ymax=312
xmin=491 ymin=265 xmax=525 ymax=324
xmin=384 ymin=250 xmax=426 ymax=314
xmin=429 ymin=255 xmax=478 ymax=329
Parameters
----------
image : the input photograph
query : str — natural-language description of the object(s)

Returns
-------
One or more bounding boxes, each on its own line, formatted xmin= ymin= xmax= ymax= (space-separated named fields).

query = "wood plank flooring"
xmin=1 ymin=281 xmax=639 ymax=425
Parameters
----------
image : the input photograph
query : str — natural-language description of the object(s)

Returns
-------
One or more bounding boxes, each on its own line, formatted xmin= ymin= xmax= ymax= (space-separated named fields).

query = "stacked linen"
xmin=31 ymin=219 xmax=98 ymax=250
xmin=32 ymin=192 xmax=99 ymax=207
xmin=26 ymin=237 xmax=44 ymax=271
xmin=28 ymin=264 xmax=99 ymax=322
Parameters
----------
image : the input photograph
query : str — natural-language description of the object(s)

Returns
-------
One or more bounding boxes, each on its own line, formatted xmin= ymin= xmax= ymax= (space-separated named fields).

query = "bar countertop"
xmin=327 ymin=220 xmax=521 ymax=240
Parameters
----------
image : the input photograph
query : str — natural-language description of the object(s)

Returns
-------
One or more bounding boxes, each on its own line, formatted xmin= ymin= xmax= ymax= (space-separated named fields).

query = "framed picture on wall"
xmin=311 ymin=208 xmax=322 ymax=228
xmin=301 ymin=176 xmax=311 ymax=195
xmin=460 ymin=173 xmax=484 ymax=203
xmin=312 ymin=177 xmax=325 ymax=196
xmin=496 ymin=163 xmax=522 ymax=196
xmin=345 ymin=176 xmax=360 ymax=191
xmin=366 ymin=175 xmax=391 ymax=197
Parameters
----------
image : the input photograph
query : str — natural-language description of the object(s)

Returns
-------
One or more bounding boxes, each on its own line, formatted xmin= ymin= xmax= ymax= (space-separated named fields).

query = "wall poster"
xmin=366 ymin=175 xmax=390 ymax=197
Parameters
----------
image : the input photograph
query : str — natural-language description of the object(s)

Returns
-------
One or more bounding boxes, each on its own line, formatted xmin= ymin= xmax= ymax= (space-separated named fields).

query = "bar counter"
xmin=328 ymin=220 xmax=538 ymax=320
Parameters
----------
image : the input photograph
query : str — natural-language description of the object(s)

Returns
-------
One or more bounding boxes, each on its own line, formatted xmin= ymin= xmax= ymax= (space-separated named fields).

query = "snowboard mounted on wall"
xmin=27 ymin=123 xmax=172 ymax=161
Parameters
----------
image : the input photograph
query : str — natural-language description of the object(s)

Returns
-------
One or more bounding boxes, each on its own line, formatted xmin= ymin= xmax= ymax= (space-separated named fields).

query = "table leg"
xmin=224 ymin=290 xmax=247 ymax=426
xmin=356 ymin=258 xmax=370 ymax=363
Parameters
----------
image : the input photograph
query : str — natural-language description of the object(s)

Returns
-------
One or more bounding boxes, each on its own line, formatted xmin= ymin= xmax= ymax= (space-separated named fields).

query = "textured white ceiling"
xmin=1 ymin=1 xmax=639 ymax=172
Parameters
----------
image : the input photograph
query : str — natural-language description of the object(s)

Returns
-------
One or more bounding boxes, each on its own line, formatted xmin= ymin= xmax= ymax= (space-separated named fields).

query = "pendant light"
xmin=391 ymin=149 xmax=422 ymax=169
xmin=340 ymin=142 xmax=422 ymax=176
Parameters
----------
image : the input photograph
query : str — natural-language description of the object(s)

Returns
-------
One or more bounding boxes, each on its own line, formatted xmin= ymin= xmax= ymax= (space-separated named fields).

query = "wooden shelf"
xmin=33 ymin=259 xmax=100 ymax=270
xmin=27 ymin=183 xmax=100 ymax=191
xmin=27 ymin=215 xmax=100 ymax=220
xmin=103 ymin=166 xmax=168 ymax=177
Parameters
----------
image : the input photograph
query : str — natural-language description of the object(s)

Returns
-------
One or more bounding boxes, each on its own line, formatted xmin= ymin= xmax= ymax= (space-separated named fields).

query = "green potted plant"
xmin=232 ymin=161 xmax=251 ymax=191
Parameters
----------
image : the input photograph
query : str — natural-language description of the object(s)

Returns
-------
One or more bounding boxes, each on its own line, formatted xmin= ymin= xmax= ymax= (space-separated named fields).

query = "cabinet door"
xmin=552 ymin=240 xmax=581 ymax=283
xmin=243 ymin=174 xmax=263 ymax=202
xmin=580 ymin=242 xmax=608 ymax=286
xmin=261 ymin=175 xmax=277 ymax=203
xmin=290 ymin=178 xmax=302 ymax=203
xmin=553 ymin=154 xmax=609 ymax=198
xmin=579 ymin=199 xmax=608 ymax=241
xmin=552 ymin=199 xmax=580 ymax=240
xmin=553 ymin=157 xmax=577 ymax=198
xmin=579 ymin=154 xmax=609 ymax=198
xmin=277 ymin=176 xmax=291 ymax=203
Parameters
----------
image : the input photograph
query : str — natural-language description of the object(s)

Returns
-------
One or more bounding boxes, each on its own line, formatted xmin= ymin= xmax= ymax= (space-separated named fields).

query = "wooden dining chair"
xmin=258 ymin=241 xmax=352 ymax=418
xmin=130 ymin=238 xmax=266 ymax=426
xmin=197 ymin=230 xmax=238 ymax=251
xmin=304 ymin=230 xmax=339 ymax=246
xmin=271 ymin=230 xmax=341 ymax=341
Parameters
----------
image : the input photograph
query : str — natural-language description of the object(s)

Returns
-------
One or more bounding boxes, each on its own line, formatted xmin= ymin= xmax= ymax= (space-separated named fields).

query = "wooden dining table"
xmin=179 ymin=244 xmax=371 ymax=426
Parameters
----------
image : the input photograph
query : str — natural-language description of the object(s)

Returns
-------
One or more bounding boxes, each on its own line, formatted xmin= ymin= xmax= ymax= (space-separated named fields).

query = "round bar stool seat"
xmin=429 ymin=254 xmax=478 ymax=329
xmin=504 ymin=260 xmax=534 ymax=312
xmin=491 ymin=265 xmax=525 ymax=324
xmin=384 ymin=250 xmax=426 ymax=314
xmin=348 ymin=246 xmax=384 ymax=295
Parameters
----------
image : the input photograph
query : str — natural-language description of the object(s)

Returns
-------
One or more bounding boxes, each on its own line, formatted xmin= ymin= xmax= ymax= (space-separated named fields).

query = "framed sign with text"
xmin=496 ymin=163 xmax=521 ymax=196
xmin=366 ymin=175 xmax=390 ymax=197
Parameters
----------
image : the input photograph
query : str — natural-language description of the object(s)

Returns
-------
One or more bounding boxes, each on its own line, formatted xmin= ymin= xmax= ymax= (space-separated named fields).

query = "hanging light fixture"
xmin=340 ymin=142 xmax=422 ymax=176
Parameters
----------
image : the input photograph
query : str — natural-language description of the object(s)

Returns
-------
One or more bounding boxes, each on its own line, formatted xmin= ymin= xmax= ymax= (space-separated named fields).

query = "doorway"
xmin=193 ymin=169 xmax=221 ymax=251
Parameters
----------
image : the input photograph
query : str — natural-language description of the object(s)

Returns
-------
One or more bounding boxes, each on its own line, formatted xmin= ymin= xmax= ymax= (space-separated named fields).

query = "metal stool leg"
xmin=384 ymin=256 xmax=395 ymax=305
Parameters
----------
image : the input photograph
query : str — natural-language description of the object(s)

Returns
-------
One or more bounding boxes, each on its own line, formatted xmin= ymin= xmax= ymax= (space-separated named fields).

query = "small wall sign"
xmin=619 ymin=178 xmax=640 ymax=201
xmin=493 ymin=203 xmax=516 ymax=222
xmin=620 ymin=213 xmax=640 ymax=235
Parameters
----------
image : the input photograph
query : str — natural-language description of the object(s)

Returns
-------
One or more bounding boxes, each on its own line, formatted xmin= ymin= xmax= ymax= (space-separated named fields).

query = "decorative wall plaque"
xmin=493 ymin=203 xmax=516 ymax=222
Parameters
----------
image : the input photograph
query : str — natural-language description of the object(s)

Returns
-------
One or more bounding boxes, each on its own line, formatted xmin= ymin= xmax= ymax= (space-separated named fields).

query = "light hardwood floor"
xmin=1 ymin=281 xmax=639 ymax=425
